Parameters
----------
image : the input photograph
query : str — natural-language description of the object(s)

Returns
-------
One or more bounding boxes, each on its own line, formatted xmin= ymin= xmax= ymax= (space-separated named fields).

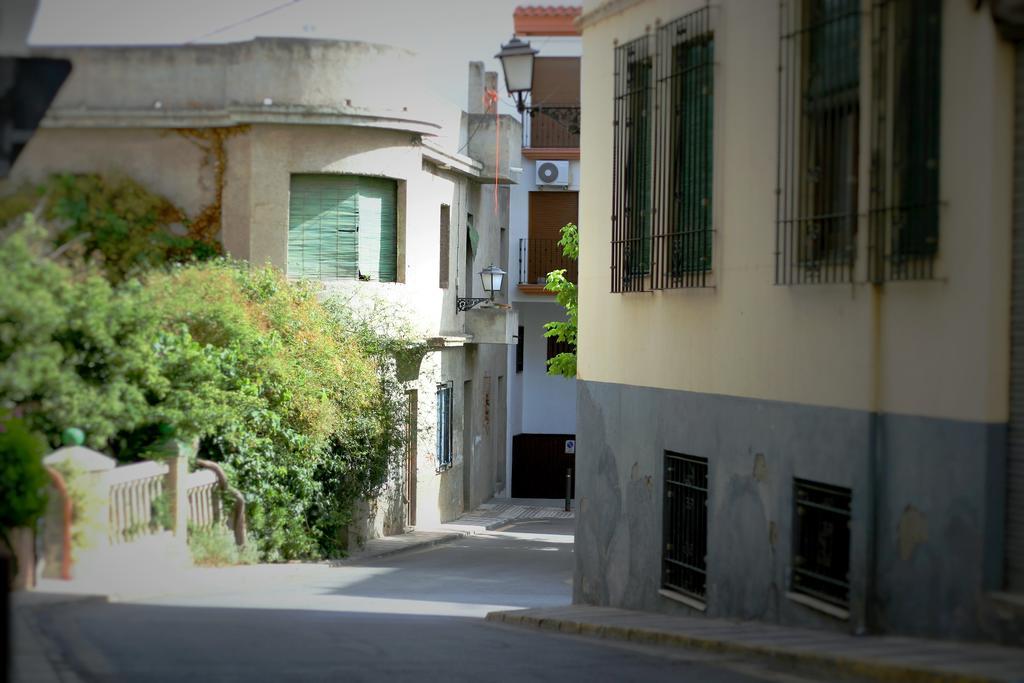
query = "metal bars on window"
xmin=662 ymin=452 xmax=708 ymax=601
xmin=868 ymin=0 xmax=941 ymax=282
xmin=435 ymin=381 xmax=453 ymax=471
xmin=792 ymin=479 xmax=852 ymax=609
xmin=612 ymin=35 xmax=653 ymax=293
xmin=612 ymin=6 xmax=714 ymax=293
xmin=776 ymin=0 xmax=861 ymax=285
xmin=652 ymin=8 xmax=714 ymax=290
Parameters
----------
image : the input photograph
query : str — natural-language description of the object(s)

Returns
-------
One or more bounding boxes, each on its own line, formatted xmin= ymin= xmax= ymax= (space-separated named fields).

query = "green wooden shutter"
xmin=357 ymin=177 xmax=398 ymax=282
xmin=673 ymin=37 xmax=714 ymax=274
xmin=288 ymin=175 xmax=359 ymax=279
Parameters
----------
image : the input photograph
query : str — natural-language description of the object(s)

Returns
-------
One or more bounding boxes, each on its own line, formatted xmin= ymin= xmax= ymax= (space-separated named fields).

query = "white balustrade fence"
xmin=105 ymin=460 xmax=169 ymax=544
xmin=186 ymin=468 xmax=222 ymax=530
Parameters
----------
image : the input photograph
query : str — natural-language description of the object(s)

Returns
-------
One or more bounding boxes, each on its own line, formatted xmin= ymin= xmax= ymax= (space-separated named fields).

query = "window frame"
xmin=662 ymin=451 xmax=709 ymax=603
xmin=653 ymin=7 xmax=715 ymax=290
xmin=435 ymin=381 xmax=453 ymax=471
xmin=775 ymin=0 xmax=862 ymax=285
xmin=287 ymin=174 xmax=399 ymax=282
xmin=791 ymin=478 xmax=852 ymax=611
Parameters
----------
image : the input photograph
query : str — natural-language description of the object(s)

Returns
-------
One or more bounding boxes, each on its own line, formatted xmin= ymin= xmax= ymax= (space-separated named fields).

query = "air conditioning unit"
xmin=536 ymin=160 xmax=570 ymax=187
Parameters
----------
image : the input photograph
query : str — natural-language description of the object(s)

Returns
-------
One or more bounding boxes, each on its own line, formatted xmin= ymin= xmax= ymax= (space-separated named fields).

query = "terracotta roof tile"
xmin=513 ymin=6 xmax=582 ymax=35
xmin=514 ymin=6 xmax=583 ymax=17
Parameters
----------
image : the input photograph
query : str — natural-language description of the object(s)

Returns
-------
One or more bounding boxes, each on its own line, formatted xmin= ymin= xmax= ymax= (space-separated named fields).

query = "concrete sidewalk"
xmin=486 ymin=605 xmax=1024 ymax=683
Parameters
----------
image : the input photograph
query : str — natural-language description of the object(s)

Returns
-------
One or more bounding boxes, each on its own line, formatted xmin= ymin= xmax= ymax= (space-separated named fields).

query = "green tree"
xmin=544 ymin=223 xmax=578 ymax=378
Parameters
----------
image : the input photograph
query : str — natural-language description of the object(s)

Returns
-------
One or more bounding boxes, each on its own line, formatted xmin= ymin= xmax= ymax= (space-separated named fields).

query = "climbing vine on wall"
xmin=173 ymin=125 xmax=250 ymax=244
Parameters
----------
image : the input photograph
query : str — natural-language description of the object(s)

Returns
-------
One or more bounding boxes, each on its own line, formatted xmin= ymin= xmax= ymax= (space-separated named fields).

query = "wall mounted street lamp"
xmin=495 ymin=36 xmax=581 ymax=136
xmin=457 ymin=264 xmax=506 ymax=312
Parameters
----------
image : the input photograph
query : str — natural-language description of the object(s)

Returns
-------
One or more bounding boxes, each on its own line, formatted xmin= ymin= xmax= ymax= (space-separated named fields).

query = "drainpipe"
xmin=863 ymin=233 xmax=885 ymax=634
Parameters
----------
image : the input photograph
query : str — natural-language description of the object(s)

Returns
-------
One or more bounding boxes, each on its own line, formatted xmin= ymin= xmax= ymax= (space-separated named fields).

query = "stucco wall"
xmin=575 ymin=379 xmax=1017 ymax=641
xmin=516 ymin=301 xmax=577 ymax=434
xmin=4 ymin=127 xmax=212 ymax=216
xmin=577 ymin=0 xmax=1013 ymax=424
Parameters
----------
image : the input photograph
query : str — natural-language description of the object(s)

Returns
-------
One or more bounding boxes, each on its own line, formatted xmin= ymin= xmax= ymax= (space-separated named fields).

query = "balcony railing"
xmin=524 ymin=106 xmax=581 ymax=149
xmin=519 ymin=238 xmax=578 ymax=287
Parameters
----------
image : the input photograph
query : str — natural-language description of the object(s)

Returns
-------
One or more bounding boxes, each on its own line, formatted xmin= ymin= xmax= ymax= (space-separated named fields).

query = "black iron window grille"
xmin=791 ymin=478 xmax=852 ymax=609
xmin=515 ymin=325 xmax=525 ymax=373
xmin=611 ymin=35 xmax=654 ymax=293
xmin=653 ymin=8 xmax=715 ymax=290
xmin=868 ymin=0 xmax=941 ymax=282
xmin=435 ymin=381 xmax=453 ymax=471
xmin=663 ymin=452 xmax=709 ymax=601
xmin=776 ymin=0 xmax=861 ymax=285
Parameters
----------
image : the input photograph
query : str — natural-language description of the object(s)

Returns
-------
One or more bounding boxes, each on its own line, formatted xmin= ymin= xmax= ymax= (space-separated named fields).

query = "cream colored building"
xmin=8 ymin=37 xmax=520 ymax=541
xmin=575 ymin=0 xmax=1024 ymax=643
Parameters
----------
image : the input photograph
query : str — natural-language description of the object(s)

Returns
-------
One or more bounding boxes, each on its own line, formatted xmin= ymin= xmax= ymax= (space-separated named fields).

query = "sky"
xmin=27 ymin=0 xmax=570 ymax=114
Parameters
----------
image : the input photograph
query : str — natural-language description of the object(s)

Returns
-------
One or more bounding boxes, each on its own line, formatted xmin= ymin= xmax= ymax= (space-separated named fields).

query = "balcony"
xmin=523 ymin=106 xmax=580 ymax=151
xmin=518 ymin=238 xmax=578 ymax=294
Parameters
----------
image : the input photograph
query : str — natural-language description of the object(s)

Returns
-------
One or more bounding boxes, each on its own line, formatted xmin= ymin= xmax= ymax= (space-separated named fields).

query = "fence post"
xmin=166 ymin=455 xmax=189 ymax=545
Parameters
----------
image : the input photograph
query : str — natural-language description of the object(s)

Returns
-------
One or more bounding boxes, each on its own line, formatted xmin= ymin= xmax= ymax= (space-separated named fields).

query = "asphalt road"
xmin=28 ymin=518 xmax=823 ymax=682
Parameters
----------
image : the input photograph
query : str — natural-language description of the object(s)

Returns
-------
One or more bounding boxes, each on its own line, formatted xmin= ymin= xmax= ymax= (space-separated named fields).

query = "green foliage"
xmin=544 ymin=223 xmax=578 ymax=378
xmin=0 ymin=175 xmax=412 ymax=563
xmin=0 ymin=219 xmax=230 ymax=451
xmin=188 ymin=524 xmax=258 ymax=567
xmin=0 ymin=173 xmax=219 ymax=283
xmin=0 ymin=414 xmax=49 ymax=533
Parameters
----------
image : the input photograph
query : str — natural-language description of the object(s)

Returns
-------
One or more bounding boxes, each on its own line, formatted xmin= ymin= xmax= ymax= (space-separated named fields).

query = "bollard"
xmin=565 ymin=467 xmax=572 ymax=512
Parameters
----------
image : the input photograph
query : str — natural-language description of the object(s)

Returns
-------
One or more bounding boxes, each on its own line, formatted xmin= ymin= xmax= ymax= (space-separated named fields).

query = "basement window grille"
xmin=868 ymin=0 xmax=941 ymax=282
xmin=791 ymin=479 xmax=852 ymax=609
xmin=776 ymin=0 xmax=861 ymax=285
xmin=435 ymin=381 xmax=453 ymax=471
xmin=662 ymin=452 xmax=708 ymax=601
xmin=652 ymin=7 xmax=715 ymax=290
xmin=611 ymin=35 xmax=653 ymax=293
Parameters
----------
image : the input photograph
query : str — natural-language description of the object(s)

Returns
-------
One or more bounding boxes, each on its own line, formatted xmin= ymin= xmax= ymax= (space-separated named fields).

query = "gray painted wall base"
xmin=574 ymin=380 xmax=1023 ymax=644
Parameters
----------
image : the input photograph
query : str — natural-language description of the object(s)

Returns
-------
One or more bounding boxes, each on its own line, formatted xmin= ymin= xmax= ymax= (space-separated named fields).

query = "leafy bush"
xmin=0 ymin=173 xmax=219 ymax=283
xmin=545 ymin=223 xmax=578 ymax=378
xmin=0 ymin=219 xmax=230 ymax=452
xmin=0 ymin=175 xmax=412 ymax=562
xmin=0 ymin=414 xmax=49 ymax=547
xmin=188 ymin=524 xmax=258 ymax=567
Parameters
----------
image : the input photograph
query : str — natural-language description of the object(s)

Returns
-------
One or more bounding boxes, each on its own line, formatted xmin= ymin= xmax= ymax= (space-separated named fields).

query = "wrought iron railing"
xmin=518 ymin=238 xmax=578 ymax=287
xmin=525 ymin=106 xmax=581 ymax=149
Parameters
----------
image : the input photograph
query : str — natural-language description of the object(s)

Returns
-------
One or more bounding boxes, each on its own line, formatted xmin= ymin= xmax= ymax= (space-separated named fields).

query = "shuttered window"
xmin=436 ymin=381 xmax=453 ymax=470
xmin=776 ymin=0 xmax=861 ymax=285
xmin=868 ymin=0 xmax=942 ymax=281
xmin=654 ymin=9 xmax=714 ymax=289
xmin=611 ymin=36 xmax=654 ymax=293
xmin=288 ymin=174 xmax=398 ymax=281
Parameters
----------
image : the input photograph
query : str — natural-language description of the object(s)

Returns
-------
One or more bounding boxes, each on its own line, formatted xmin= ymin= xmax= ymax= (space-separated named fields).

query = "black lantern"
xmin=495 ymin=36 xmax=538 ymax=113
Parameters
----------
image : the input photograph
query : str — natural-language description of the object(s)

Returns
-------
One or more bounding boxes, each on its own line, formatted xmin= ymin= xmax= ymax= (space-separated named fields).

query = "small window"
xmin=435 ymin=381 xmax=453 ymax=471
xmin=662 ymin=452 xmax=708 ymax=601
xmin=439 ymin=204 xmax=451 ymax=289
xmin=546 ymin=335 xmax=573 ymax=362
xmin=791 ymin=478 xmax=852 ymax=610
xmin=516 ymin=325 xmax=525 ymax=373
xmin=288 ymin=175 xmax=398 ymax=281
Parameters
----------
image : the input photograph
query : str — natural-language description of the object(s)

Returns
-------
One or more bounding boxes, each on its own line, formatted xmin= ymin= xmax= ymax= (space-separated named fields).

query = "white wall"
xmin=516 ymin=301 xmax=576 ymax=434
